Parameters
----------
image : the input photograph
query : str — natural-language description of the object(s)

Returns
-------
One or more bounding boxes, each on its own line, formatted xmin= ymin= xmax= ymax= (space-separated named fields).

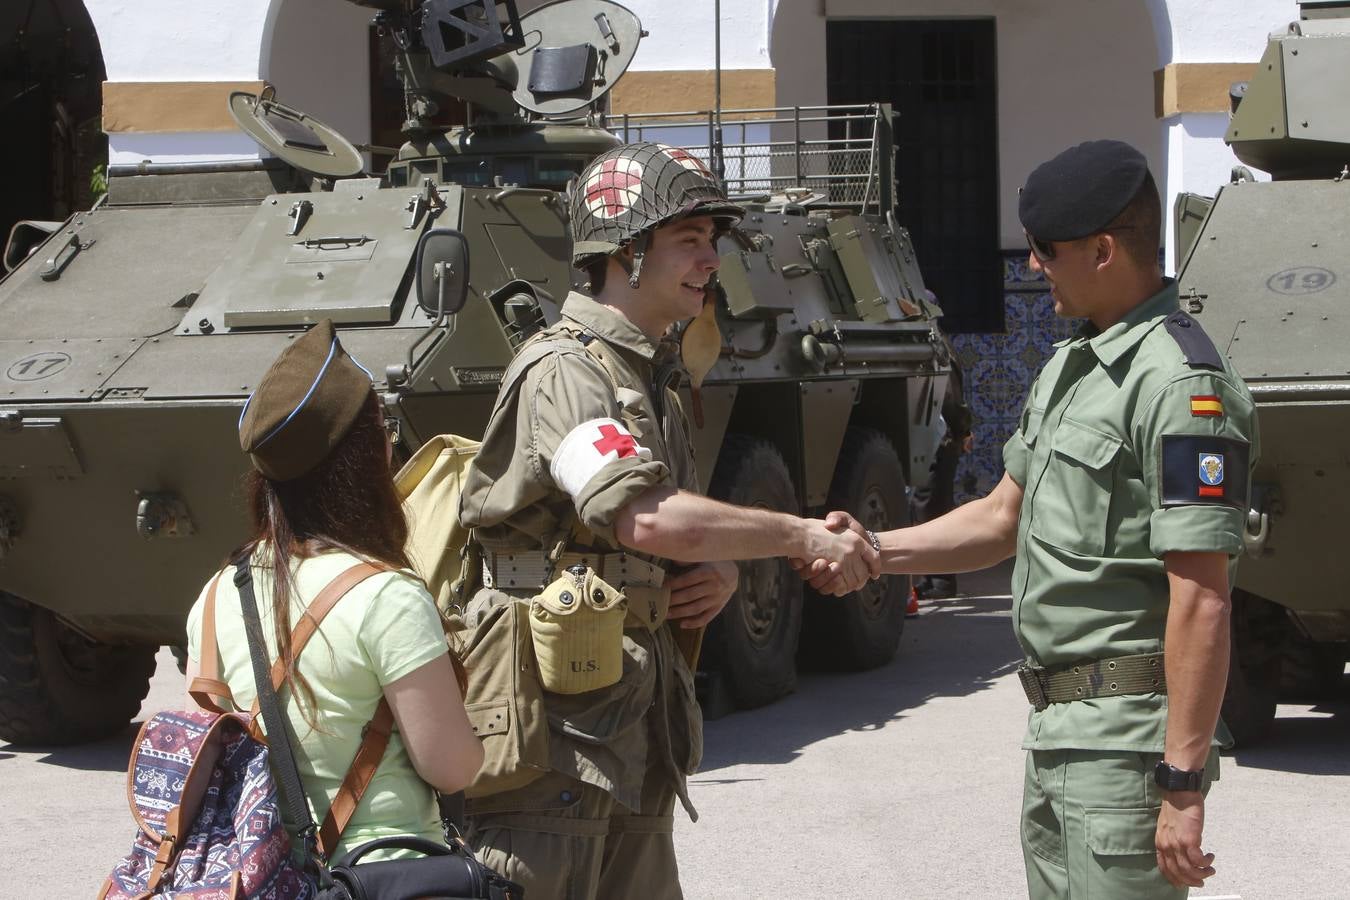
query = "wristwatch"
xmin=1154 ymin=760 xmax=1204 ymax=792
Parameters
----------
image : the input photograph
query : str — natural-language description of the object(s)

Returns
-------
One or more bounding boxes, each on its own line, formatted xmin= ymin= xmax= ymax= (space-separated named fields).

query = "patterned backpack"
xmin=100 ymin=564 xmax=346 ymax=899
xmin=100 ymin=707 xmax=314 ymax=899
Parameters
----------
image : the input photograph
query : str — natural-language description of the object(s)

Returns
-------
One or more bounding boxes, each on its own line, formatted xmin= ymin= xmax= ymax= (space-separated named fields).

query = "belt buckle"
xmin=1017 ymin=664 xmax=1049 ymax=712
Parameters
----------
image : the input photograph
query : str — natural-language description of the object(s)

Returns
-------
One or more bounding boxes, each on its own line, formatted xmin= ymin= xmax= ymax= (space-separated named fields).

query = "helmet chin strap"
xmin=627 ymin=232 xmax=651 ymax=288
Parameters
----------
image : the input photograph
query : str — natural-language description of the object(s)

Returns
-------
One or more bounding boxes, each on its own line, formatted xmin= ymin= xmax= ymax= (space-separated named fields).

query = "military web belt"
xmin=1017 ymin=652 xmax=1166 ymax=712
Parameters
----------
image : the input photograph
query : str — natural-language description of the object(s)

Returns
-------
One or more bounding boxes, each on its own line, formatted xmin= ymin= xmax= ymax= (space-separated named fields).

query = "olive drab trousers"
xmin=464 ymin=737 xmax=682 ymax=900
xmin=1021 ymin=748 xmax=1220 ymax=899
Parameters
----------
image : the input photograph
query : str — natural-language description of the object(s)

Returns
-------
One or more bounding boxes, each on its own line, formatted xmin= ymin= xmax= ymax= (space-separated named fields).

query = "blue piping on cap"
xmin=252 ymin=337 xmax=339 ymax=449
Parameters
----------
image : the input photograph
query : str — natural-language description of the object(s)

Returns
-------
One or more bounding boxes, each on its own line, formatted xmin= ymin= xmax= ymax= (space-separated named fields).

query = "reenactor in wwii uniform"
xmin=456 ymin=142 xmax=880 ymax=899
xmin=807 ymin=141 xmax=1258 ymax=898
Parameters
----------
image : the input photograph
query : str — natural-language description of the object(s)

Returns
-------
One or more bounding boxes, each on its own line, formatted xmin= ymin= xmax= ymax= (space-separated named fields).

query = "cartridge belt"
xmin=482 ymin=549 xmax=669 ymax=631
xmin=1017 ymin=652 xmax=1166 ymax=712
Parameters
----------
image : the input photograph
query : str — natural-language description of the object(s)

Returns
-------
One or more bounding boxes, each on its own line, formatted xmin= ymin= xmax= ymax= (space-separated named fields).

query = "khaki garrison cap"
xmin=238 ymin=319 xmax=373 ymax=481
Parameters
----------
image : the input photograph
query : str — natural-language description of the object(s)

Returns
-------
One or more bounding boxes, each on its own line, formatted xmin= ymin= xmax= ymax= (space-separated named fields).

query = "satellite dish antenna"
xmin=228 ymin=87 xmax=365 ymax=178
xmin=506 ymin=0 xmax=644 ymax=118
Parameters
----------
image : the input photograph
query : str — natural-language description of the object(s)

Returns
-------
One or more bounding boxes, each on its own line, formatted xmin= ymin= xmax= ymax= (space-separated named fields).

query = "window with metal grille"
xmin=827 ymin=19 xmax=1002 ymax=333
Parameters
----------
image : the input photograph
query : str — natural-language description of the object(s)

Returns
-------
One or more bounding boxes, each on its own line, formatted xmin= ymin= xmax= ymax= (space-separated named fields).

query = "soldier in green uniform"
xmin=803 ymin=140 xmax=1258 ymax=898
xmin=456 ymin=142 xmax=880 ymax=900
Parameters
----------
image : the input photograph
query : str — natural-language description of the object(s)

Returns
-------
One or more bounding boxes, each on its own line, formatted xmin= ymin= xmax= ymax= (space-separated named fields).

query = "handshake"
xmin=790 ymin=511 xmax=884 ymax=597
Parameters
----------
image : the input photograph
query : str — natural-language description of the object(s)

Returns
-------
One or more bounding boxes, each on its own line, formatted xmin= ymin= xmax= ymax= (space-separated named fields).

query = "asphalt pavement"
xmin=2 ymin=561 xmax=1347 ymax=898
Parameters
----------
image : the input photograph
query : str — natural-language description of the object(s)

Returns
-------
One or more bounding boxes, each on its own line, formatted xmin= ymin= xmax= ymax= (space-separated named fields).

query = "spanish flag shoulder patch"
xmin=1190 ymin=395 xmax=1223 ymax=417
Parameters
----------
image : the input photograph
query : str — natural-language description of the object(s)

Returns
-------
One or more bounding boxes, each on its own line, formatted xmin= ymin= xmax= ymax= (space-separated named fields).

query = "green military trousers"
xmin=464 ymin=742 xmax=682 ymax=900
xmin=1022 ymin=748 xmax=1219 ymax=900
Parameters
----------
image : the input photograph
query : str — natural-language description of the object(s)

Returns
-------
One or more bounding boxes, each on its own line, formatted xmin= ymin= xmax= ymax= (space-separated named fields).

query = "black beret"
xmin=1018 ymin=140 xmax=1150 ymax=242
xmin=238 ymin=319 xmax=373 ymax=481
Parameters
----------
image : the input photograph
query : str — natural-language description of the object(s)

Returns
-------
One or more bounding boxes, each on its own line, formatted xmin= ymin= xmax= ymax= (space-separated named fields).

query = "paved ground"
xmin=3 ymin=562 xmax=1347 ymax=898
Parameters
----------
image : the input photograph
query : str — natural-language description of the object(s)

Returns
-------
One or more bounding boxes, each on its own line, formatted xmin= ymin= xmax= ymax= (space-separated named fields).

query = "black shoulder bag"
xmin=235 ymin=561 xmax=523 ymax=900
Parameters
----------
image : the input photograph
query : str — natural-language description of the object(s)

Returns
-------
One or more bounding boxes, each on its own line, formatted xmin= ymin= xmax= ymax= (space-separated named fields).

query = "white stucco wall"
xmin=264 ymin=0 xmax=373 ymax=149
xmin=771 ymin=0 xmax=1163 ymax=249
xmin=83 ymin=0 xmax=1301 ymax=213
xmin=89 ymin=0 xmax=371 ymax=165
xmin=1148 ymin=0 xmax=1291 ymax=270
xmin=86 ymin=0 xmax=274 ymax=81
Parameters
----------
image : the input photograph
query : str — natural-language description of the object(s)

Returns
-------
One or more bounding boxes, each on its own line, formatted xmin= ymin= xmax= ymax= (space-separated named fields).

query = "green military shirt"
xmin=1003 ymin=279 xmax=1259 ymax=752
xmin=459 ymin=291 xmax=702 ymax=814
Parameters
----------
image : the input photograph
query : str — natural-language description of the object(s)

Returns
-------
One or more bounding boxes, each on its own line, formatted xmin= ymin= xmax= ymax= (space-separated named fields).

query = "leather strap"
xmin=235 ymin=559 xmax=397 ymax=858
xmin=250 ymin=560 xmax=392 ymax=856
xmin=1018 ymin=652 xmax=1166 ymax=711
xmin=188 ymin=571 xmax=233 ymax=713
xmin=317 ymin=697 xmax=396 ymax=857
xmin=246 ymin=562 xmax=385 ymax=721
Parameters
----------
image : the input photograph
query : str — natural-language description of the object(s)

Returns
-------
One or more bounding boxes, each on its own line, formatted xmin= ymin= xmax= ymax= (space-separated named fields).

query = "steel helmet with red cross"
xmin=569 ymin=141 xmax=745 ymax=272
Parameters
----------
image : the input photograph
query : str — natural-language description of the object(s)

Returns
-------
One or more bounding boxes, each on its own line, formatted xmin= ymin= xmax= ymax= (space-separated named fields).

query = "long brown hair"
xmin=235 ymin=391 xmax=465 ymax=723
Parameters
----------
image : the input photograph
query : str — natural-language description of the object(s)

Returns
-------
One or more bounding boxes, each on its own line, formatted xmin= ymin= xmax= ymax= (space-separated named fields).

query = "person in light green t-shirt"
xmin=187 ymin=551 xmax=451 ymax=858
xmin=183 ymin=319 xmax=483 ymax=862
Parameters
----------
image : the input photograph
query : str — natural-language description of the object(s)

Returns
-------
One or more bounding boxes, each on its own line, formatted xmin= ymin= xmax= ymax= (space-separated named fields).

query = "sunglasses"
xmin=381 ymin=416 xmax=401 ymax=445
xmin=1024 ymin=226 xmax=1137 ymax=263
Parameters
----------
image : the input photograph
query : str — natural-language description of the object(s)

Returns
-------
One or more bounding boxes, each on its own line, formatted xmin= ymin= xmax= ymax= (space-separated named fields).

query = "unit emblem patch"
xmin=1198 ymin=453 xmax=1225 ymax=496
xmin=1159 ymin=435 xmax=1249 ymax=508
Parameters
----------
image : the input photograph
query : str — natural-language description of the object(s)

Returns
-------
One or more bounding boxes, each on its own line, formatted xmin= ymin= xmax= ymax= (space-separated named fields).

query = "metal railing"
xmin=605 ymin=103 xmax=894 ymax=213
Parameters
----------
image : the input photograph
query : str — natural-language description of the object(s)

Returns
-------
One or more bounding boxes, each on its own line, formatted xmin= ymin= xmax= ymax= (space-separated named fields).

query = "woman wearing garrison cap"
xmin=182 ymin=319 xmax=483 ymax=861
xmin=804 ymin=140 xmax=1259 ymax=898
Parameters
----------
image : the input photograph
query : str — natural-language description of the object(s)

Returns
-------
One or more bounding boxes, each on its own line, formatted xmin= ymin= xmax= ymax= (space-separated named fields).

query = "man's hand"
xmin=789 ymin=511 xmax=873 ymax=595
xmin=1155 ymin=792 xmax=1214 ymax=888
xmin=790 ymin=512 xmax=879 ymax=596
xmin=667 ymin=561 xmax=738 ymax=628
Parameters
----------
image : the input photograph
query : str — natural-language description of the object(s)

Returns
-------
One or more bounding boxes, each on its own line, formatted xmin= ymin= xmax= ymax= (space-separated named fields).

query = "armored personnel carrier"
xmin=0 ymin=0 xmax=950 ymax=744
xmin=1175 ymin=0 xmax=1350 ymax=742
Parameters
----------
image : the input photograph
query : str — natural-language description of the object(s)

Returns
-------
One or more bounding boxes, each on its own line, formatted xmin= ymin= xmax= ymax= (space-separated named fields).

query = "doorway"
xmin=0 ymin=0 xmax=106 ymax=246
xmin=827 ymin=19 xmax=1002 ymax=333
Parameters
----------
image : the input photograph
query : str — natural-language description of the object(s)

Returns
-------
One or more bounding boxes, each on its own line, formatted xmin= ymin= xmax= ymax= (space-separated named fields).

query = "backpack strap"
xmin=245 ymin=562 xmax=386 ymax=723
xmin=237 ymin=560 xmax=406 ymax=858
xmin=188 ymin=571 xmax=235 ymax=713
xmin=317 ymin=697 xmax=396 ymax=857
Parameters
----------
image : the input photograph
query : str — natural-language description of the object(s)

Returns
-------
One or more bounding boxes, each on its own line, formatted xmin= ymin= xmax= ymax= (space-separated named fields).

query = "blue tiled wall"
xmin=948 ymin=252 xmax=1081 ymax=503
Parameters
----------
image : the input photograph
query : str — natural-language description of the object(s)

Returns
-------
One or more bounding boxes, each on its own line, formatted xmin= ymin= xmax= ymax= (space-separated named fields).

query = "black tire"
xmin=703 ymin=435 xmax=803 ymax=709
xmin=1220 ymin=590 xmax=1285 ymax=747
xmin=1279 ymin=634 xmax=1348 ymax=702
xmin=0 ymin=592 xmax=157 ymax=746
xmin=800 ymin=428 xmax=910 ymax=671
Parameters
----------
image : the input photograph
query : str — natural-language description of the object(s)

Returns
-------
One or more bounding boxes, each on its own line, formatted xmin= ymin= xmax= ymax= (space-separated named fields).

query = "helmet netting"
xmin=569 ymin=141 xmax=741 ymax=268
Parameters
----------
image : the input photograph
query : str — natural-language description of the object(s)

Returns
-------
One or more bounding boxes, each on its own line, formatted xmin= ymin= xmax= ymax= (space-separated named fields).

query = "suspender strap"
xmin=187 ymin=571 xmax=234 ymax=713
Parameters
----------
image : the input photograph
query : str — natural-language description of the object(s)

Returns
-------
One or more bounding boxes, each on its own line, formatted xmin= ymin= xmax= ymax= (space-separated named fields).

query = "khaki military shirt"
xmin=1003 ymin=280 xmax=1259 ymax=752
xmin=460 ymin=292 xmax=701 ymax=813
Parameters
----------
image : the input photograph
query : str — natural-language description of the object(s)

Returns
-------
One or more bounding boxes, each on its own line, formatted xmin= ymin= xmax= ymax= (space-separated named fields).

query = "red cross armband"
xmin=549 ymin=417 xmax=654 ymax=500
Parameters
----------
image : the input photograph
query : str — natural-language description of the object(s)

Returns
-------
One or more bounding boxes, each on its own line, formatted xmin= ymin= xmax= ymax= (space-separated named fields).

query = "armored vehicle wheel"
xmin=703 ymin=435 xmax=803 ymax=709
xmin=1279 ymin=634 xmax=1349 ymax=701
xmin=1220 ymin=590 xmax=1286 ymax=746
xmin=0 ymin=592 xmax=157 ymax=746
xmin=800 ymin=428 xmax=909 ymax=671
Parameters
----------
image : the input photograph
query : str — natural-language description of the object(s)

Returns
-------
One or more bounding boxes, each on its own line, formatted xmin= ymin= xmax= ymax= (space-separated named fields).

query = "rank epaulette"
xmin=1163 ymin=311 xmax=1223 ymax=370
